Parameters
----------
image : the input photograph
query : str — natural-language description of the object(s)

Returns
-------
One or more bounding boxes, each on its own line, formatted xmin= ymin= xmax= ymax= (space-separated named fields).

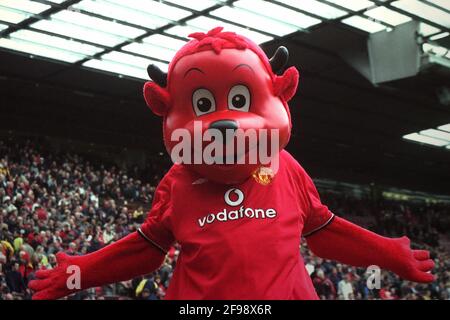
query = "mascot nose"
xmin=209 ymin=120 xmax=238 ymax=143
xmin=209 ymin=120 xmax=238 ymax=135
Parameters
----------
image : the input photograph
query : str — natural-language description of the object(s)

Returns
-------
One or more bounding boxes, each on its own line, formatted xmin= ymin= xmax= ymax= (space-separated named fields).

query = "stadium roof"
xmin=403 ymin=124 xmax=450 ymax=149
xmin=0 ymin=0 xmax=449 ymax=80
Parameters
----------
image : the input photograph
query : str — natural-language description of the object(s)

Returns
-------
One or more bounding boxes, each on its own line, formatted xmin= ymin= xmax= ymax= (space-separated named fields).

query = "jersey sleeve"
xmin=300 ymin=171 xmax=335 ymax=237
xmin=281 ymin=151 xmax=334 ymax=237
xmin=138 ymin=174 xmax=175 ymax=253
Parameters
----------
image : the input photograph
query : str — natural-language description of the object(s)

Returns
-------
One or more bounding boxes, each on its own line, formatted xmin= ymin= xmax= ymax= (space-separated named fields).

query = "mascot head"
xmin=143 ymin=27 xmax=299 ymax=185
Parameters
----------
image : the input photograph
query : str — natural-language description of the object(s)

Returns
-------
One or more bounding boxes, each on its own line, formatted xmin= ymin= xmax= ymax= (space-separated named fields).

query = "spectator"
xmin=313 ymin=269 xmax=336 ymax=299
xmin=338 ymin=273 xmax=354 ymax=300
xmin=5 ymin=262 xmax=26 ymax=294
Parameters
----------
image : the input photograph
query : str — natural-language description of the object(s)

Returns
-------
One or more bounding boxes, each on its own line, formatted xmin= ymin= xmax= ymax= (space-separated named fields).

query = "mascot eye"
xmin=228 ymin=85 xmax=250 ymax=112
xmin=192 ymin=88 xmax=216 ymax=116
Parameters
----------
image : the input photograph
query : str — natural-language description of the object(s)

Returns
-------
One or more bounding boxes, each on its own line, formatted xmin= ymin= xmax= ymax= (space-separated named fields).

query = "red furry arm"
xmin=306 ymin=216 xmax=435 ymax=283
xmin=29 ymin=232 xmax=165 ymax=300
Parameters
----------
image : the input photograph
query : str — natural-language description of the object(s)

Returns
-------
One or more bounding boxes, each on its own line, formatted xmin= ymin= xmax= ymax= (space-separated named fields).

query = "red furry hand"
xmin=29 ymin=252 xmax=78 ymax=300
xmin=388 ymin=236 xmax=435 ymax=283
xmin=28 ymin=232 xmax=166 ymax=300
xmin=307 ymin=216 xmax=435 ymax=284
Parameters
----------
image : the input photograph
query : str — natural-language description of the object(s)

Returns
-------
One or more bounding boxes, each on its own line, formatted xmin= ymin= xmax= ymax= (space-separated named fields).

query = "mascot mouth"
xmin=216 ymin=141 xmax=259 ymax=167
xmin=191 ymin=135 xmax=260 ymax=166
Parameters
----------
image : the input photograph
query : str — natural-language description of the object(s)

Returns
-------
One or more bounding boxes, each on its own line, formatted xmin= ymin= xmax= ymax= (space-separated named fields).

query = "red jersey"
xmin=139 ymin=150 xmax=334 ymax=299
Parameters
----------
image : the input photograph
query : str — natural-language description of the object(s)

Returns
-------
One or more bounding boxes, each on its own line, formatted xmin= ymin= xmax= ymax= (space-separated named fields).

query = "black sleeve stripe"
xmin=303 ymin=213 xmax=336 ymax=238
xmin=137 ymin=228 xmax=168 ymax=254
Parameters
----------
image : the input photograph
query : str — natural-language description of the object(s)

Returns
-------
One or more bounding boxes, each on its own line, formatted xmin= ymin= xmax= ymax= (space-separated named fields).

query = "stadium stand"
xmin=1 ymin=135 xmax=448 ymax=300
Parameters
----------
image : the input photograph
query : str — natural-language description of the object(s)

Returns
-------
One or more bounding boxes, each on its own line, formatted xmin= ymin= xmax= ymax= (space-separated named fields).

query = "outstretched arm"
xmin=306 ymin=216 xmax=435 ymax=283
xmin=28 ymin=231 xmax=166 ymax=300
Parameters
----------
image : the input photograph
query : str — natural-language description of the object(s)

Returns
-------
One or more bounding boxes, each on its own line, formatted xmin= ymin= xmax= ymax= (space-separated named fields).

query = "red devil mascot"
xmin=29 ymin=27 xmax=435 ymax=300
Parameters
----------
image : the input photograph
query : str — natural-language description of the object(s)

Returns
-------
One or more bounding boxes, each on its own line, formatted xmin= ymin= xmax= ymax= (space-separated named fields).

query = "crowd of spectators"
xmin=0 ymin=136 xmax=448 ymax=300
xmin=320 ymin=192 xmax=449 ymax=248
xmin=305 ymin=243 xmax=449 ymax=300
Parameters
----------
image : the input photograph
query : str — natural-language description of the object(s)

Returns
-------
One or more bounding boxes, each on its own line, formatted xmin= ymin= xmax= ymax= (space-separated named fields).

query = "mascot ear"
xmin=143 ymin=81 xmax=170 ymax=116
xmin=143 ymin=64 xmax=170 ymax=116
xmin=273 ymin=66 xmax=299 ymax=102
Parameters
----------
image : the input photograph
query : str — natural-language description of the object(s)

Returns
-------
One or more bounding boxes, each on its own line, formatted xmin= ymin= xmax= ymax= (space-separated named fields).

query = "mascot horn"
xmin=30 ymin=27 xmax=435 ymax=300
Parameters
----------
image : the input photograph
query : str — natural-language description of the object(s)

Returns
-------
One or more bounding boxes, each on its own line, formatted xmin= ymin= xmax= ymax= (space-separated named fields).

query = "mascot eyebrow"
xmin=184 ymin=64 xmax=255 ymax=79
xmin=184 ymin=67 xmax=205 ymax=78
xmin=232 ymin=63 xmax=255 ymax=74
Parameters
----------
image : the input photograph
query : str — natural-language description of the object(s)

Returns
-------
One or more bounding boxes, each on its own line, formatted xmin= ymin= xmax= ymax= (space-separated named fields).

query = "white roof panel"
xmin=342 ymin=15 xmax=386 ymax=33
xmin=392 ymin=0 xmax=450 ymax=28
xmin=0 ymin=0 xmax=448 ymax=80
